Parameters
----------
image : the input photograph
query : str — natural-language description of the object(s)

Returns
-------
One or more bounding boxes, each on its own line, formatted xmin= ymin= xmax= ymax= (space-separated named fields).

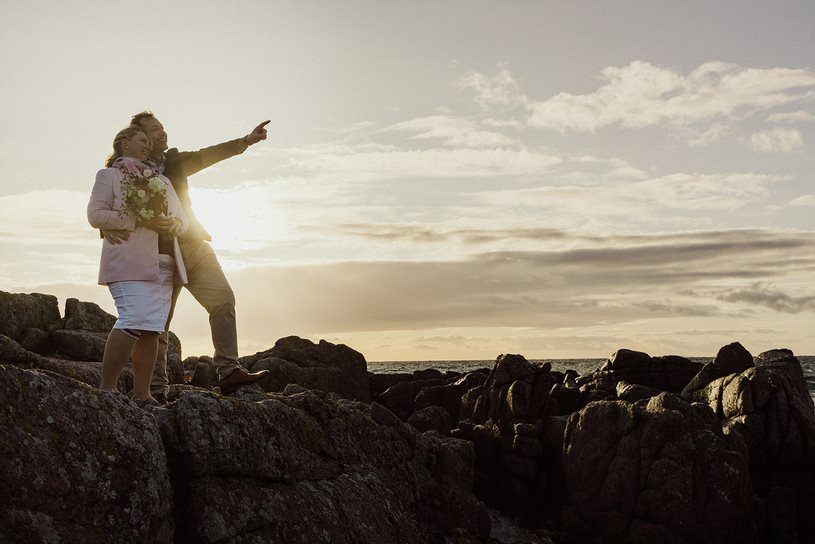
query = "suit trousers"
xmin=150 ymin=239 xmax=240 ymax=395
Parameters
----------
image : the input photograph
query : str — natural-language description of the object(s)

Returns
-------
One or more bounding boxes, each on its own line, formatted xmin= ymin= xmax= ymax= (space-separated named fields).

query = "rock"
xmin=166 ymin=331 xmax=184 ymax=384
xmin=684 ymin=349 xmax=815 ymax=540
xmin=369 ymin=371 xmax=414 ymax=397
xmin=50 ymin=329 xmax=108 ymax=361
xmin=562 ymin=393 xmax=762 ymax=544
xmin=18 ymin=327 xmax=51 ymax=354
xmin=62 ymin=298 xmax=116 ymax=332
xmin=244 ymin=336 xmax=371 ymax=401
xmin=415 ymin=371 xmax=487 ymax=427
xmin=377 ymin=378 xmax=446 ymax=421
xmin=682 ymin=341 xmax=754 ymax=396
xmin=190 ymin=360 xmax=215 ymax=389
xmin=0 ymin=365 xmax=173 ymax=543
xmin=408 ymin=405 xmax=452 ymax=434
xmin=615 ymin=380 xmax=662 ymax=402
xmin=595 ymin=348 xmax=702 ymax=393
xmin=0 ymin=334 xmax=42 ymax=367
xmin=154 ymin=389 xmax=489 ymax=543
xmin=0 ymin=291 xmax=60 ymax=341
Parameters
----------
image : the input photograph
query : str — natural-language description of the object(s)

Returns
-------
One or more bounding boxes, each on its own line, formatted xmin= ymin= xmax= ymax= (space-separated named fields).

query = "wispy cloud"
xmin=718 ymin=282 xmax=815 ymax=313
xmin=748 ymin=127 xmax=804 ymax=153
xmin=382 ymin=115 xmax=518 ymax=147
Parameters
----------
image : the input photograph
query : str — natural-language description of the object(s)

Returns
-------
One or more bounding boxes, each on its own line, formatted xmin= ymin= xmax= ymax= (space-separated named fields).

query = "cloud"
xmin=789 ymin=195 xmax=815 ymax=207
xmin=227 ymin=229 xmax=815 ymax=338
xmin=718 ymin=282 xmax=815 ymax=313
xmin=527 ymin=61 xmax=815 ymax=133
xmin=457 ymin=66 xmax=527 ymax=111
xmin=285 ymin=144 xmax=562 ymax=181
xmin=749 ymin=127 xmax=804 ymax=153
xmin=382 ymin=115 xmax=518 ymax=147
xmin=766 ymin=111 xmax=815 ymax=124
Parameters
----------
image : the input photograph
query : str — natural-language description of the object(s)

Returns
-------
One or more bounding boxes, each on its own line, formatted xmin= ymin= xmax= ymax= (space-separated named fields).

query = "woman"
xmin=87 ymin=125 xmax=189 ymax=404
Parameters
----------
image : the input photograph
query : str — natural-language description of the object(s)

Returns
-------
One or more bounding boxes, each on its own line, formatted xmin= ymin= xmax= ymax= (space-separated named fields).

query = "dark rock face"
xmin=0 ymin=291 xmax=60 ymax=341
xmin=0 ymin=365 xmax=174 ymax=543
xmin=243 ymin=336 xmax=371 ymax=401
xmin=562 ymin=393 xmax=762 ymax=544
xmin=62 ymin=298 xmax=116 ymax=333
xmin=154 ymin=389 xmax=488 ymax=543
xmin=683 ymin=348 xmax=815 ymax=540
xmin=682 ymin=341 xmax=754 ymax=395
xmin=50 ymin=329 xmax=108 ymax=361
xmin=590 ymin=348 xmax=703 ymax=394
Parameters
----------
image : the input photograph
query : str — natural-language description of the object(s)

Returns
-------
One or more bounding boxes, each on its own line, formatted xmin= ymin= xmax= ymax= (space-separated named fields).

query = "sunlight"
xmin=187 ymin=184 xmax=289 ymax=256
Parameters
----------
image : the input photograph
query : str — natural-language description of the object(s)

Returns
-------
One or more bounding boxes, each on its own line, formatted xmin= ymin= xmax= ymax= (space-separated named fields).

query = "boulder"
xmin=683 ymin=349 xmax=815 ymax=540
xmin=408 ymin=405 xmax=452 ymax=434
xmin=243 ymin=336 xmax=371 ymax=401
xmin=153 ymin=389 xmax=489 ymax=543
xmin=682 ymin=341 xmax=754 ymax=396
xmin=0 ymin=291 xmax=60 ymax=341
xmin=50 ymin=329 xmax=107 ymax=361
xmin=0 ymin=365 xmax=173 ymax=543
xmin=61 ymin=298 xmax=116 ymax=332
xmin=562 ymin=393 xmax=762 ymax=544
xmin=377 ymin=378 xmax=445 ymax=421
xmin=593 ymin=349 xmax=702 ymax=393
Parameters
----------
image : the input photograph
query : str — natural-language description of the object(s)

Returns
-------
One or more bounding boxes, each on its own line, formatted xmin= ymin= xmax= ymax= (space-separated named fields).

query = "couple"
xmin=87 ymin=112 xmax=271 ymax=404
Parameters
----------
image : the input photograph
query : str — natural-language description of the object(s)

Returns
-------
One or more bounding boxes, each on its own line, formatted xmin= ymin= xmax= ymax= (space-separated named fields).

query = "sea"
xmin=368 ymin=356 xmax=815 ymax=407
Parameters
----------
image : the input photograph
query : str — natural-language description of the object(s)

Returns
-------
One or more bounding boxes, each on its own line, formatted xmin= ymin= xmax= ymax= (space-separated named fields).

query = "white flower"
xmin=137 ymin=189 xmax=146 ymax=198
xmin=142 ymin=168 xmax=152 ymax=177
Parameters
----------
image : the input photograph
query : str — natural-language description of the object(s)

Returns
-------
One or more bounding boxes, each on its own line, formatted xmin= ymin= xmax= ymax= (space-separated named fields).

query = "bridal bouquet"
xmin=115 ymin=160 xmax=168 ymax=221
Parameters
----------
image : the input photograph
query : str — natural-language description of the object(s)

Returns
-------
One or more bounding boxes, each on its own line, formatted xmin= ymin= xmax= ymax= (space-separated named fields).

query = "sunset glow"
xmin=1 ymin=1 xmax=813 ymax=361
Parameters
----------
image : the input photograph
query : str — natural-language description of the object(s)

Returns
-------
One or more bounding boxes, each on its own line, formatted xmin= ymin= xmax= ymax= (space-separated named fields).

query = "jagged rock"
xmin=0 ymin=365 xmax=173 ymax=543
xmin=0 ymin=291 xmax=61 ymax=341
xmin=683 ymin=349 xmax=815 ymax=540
xmin=682 ymin=341 xmax=754 ymax=396
xmin=19 ymin=327 xmax=51 ymax=354
xmin=591 ymin=348 xmax=702 ymax=393
xmin=50 ymin=329 xmax=107 ymax=361
xmin=166 ymin=331 xmax=184 ymax=384
xmin=243 ymin=336 xmax=371 ymax=401
xmin=153 ymin=389 xmax=489 ymax=543
xmin=0 ymin=334 xmax=41 ymax=367
xmin=415 ymin=371 xmax=487 ymax=427
xmin=562 ymin=393 xmax=762 ymax=544
xmin=369 ymin=371 xmax=414 ymax=397
xmin=62 ymin=298 xmax=116 ymax=332
xmin=615 ymin=380 xmax=661 ymax=402
xmin=377 ymin=378 xmax=446 ymax=421
xmin=190 ymin=360 xmax=216 ymax=389
xmin=408 ymin=405 xmax=452 ymax=434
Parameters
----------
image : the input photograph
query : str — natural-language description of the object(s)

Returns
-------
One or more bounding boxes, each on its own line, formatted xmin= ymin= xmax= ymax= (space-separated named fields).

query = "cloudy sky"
xmin=1 ymin=1 xmax=814 ymax=361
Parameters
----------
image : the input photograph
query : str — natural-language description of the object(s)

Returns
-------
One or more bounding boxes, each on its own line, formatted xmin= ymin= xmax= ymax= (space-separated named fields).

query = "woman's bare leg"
xmin=131 ymin=331 xmax=159 ymax=401
xmin=100 ymin=329 xmax=137 ymax=391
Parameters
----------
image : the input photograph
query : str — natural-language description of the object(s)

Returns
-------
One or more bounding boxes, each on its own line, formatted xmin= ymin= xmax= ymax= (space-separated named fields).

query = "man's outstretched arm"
xmin=174 ymin=120 xmax=270 ymax=177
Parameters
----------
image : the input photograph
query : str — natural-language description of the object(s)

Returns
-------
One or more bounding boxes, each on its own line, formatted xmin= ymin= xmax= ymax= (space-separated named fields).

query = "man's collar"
xmin=148 ymin=153 xmax=166 ymax=174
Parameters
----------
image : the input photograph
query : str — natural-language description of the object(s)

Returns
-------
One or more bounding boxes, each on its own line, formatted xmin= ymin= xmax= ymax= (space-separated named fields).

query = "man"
xmin=104 ymin=112 xmax=270 ymax=401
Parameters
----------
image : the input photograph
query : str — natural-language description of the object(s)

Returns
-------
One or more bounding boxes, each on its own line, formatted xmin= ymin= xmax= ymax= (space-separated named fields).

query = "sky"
xmin=1 ymin=1 xmax=814 ymax=362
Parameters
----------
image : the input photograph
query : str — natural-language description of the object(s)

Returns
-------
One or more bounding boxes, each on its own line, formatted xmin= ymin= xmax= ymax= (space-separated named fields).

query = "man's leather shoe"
xmin=219 ymin=368 xmax=270 ymax=396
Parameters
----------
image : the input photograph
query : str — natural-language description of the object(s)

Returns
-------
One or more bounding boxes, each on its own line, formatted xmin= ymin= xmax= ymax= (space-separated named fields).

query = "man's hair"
xmin=131 ymin=110 xmax=156 ymax=128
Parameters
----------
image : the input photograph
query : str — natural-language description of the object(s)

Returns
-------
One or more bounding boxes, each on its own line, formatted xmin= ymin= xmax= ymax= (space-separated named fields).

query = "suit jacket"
xmin=88 ymin=167 xmax=189 ymax=285
xmin=162 ymin=138 xmax=249 ymax=243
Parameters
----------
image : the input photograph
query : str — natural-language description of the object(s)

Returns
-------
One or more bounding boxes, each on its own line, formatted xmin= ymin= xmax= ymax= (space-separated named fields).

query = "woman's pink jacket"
xmin=87 ymin=167 xmax=189 ymax=286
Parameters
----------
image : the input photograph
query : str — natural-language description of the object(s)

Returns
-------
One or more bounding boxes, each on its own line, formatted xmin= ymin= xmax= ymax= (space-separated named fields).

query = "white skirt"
xmin=108 ymin=255 xmax=175 ymax=332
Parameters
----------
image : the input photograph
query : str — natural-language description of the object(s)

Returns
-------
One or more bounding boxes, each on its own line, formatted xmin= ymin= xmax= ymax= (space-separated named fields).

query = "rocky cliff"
xmin=2 ymin=290 xmax=814 ymax=543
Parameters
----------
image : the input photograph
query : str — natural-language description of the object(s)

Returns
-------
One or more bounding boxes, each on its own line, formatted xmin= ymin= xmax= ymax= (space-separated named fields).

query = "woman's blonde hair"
xmin=105 ymin=125 xmax=146 ymax=167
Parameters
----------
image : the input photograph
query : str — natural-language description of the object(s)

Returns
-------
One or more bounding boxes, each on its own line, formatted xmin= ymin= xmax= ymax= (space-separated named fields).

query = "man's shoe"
xmin=219 ymin=368 xmax=270 ymax=396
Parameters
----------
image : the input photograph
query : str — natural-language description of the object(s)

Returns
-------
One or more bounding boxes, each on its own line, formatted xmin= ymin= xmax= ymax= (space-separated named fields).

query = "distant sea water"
xmin=368 ymin=356 xmax=815 ymax=407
